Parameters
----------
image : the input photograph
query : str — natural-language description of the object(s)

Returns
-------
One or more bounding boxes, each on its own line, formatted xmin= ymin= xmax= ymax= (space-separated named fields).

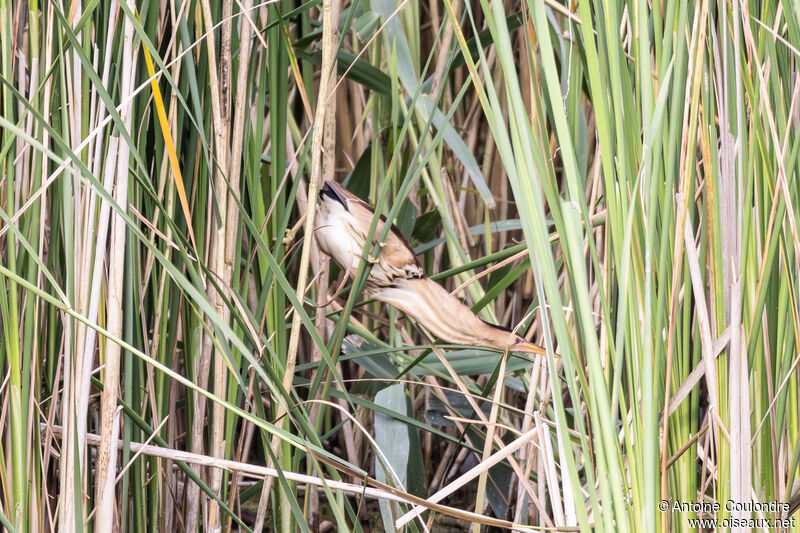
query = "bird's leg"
xmin=344 ymin=226 xmax=381 ymax=264
xmin=282 ymin=213 xmax=307 ymax=250
xmin=364 ymin=239 xmax=385 ymax=264
xmin=316 ymin=261 xmax=354 ymax=307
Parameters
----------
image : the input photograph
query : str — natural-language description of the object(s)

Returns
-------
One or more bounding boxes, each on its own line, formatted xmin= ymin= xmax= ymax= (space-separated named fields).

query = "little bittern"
xmin=315 ymin=180 xmax=544 ymax=355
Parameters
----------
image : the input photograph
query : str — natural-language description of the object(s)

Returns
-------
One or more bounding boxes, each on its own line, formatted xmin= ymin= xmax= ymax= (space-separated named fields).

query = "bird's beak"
xmin=511 ymin=341 xmax=547 ymax=355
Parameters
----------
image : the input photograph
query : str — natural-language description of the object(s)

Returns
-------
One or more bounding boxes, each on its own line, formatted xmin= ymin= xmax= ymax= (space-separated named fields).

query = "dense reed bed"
xmin=1 ymin=0 xmax=800 ymax=531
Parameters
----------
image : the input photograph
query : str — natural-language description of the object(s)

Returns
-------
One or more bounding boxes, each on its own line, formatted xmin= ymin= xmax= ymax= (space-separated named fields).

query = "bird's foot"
xmin=282 ymin=214 xmax=307 ymax=250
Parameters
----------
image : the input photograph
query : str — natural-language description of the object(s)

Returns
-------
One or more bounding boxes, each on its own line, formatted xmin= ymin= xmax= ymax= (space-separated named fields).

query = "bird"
xmin=315 ymin=179 xmax=544 ymax=355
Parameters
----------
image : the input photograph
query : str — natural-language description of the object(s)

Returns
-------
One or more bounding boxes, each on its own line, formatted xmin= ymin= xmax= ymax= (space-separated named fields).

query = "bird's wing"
xmin=324 ymin=181 xmax=423 ymax=283
xmin=347 ymin=202 xmax=424 ymax=282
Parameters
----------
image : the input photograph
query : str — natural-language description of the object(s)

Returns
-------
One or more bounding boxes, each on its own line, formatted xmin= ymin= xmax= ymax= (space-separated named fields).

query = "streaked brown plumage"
xmin=315 ymin=180 xmax=544 ymax=355
xmin=315 ymin=180 xmax=423 ymax=286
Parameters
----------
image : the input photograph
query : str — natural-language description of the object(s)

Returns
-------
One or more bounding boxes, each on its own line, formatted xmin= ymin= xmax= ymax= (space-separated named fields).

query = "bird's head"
xmin=510 ymin=338 xmax=547 ymax=355
xmin=479 ymin=319 xmax=546 ymax=355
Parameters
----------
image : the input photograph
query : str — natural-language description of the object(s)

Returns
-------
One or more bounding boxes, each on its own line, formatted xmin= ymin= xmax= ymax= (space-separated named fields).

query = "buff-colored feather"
xmin=315 ymin=180 xmax=423 ymax=285
xmin=370 ymin=278 xmax=543 ymax=354
xmin=315 ymin=180 xmax=545 ymax=355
